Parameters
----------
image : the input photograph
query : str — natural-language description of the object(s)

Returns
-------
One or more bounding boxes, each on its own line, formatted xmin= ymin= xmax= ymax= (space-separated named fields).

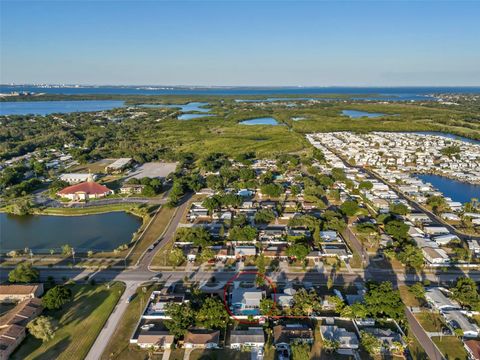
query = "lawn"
xmin=399 ymin=285 xmax=424 ymax=307
xmin=414 ymin=312 xmax=445 ymax=332
xmin=100 ymin=286 xmax=156 ymax=360
xmin=127 ymin=205 xmax=176 ymax=265
xmin=431 ymin=336 xmax=469 ymax=360
xmin=12 ymin=282 xmax=125 ymax=360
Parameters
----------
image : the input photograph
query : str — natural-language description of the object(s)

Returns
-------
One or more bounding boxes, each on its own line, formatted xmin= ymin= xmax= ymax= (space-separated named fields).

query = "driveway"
xmin=183 ymin=348 xmax=193 ymax=360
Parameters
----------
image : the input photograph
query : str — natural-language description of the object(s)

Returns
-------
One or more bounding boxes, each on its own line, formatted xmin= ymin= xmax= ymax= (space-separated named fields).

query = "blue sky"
xmin=1 ymin=0 xmax=479 ymax=86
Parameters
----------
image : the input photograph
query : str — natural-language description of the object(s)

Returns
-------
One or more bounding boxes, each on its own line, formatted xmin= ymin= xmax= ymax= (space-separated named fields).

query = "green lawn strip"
xmin=431 ymin=336 xmax=468 ymax=360
xmin=127 ymin=205 xmax=176 ymax=265
xmin=12 ymin=282 xmax=125 ymax=360
xmin=38 ymin=203 xmax=147 ymax=217
xmin=399 ymin=285 xmax=424 ymax=307
xmin=414 ymin=312 xmax=445 ymax=332
xmin=100 ymin=286 xmax=155 ymax=360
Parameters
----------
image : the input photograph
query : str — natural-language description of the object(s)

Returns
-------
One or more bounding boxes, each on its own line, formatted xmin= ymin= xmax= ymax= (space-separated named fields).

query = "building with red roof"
xmin=57 ymin=181 xmax=113 ymax=201
xmin=465 ymin=340 xmax=480 ymax=360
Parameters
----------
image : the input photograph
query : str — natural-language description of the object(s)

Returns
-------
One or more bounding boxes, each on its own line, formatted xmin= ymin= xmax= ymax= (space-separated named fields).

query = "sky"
xmin=1 ymin=0 xmax=479 ymax=86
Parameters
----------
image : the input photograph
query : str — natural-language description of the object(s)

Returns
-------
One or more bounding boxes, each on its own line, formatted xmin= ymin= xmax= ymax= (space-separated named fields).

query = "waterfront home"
xmin=60 ymin=173 xmax=97 ymax=184
xmin=230 ymin=284 xmax=263 ymax=316
xmin=57 ymin=180 xmax=113 ymax=201
xmin=425 ymin=288 xmax=460 ymax=311
xmin=0 ymin=284 xmax=43 ymax=302
xmin=184 ymin=329 xmax=220 ymax=349
xmin=229 ymin=327 xmax=265 ymax=349
xmin=273 ymin=324 xmax=314 ymax=348
xmin=320 ymin=325 xmax=359 ymax=355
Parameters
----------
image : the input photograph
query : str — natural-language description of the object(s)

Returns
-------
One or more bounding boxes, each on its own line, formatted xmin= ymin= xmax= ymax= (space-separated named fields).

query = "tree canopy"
xmin=42 ymin=285 xmax=72 ymax=310
xmin=8 ymin=262 xmax=39 ymax=283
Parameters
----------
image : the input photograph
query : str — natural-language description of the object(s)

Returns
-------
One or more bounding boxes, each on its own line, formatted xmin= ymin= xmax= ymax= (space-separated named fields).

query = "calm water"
xmin=413 ymin=131 xmax=480 ymax=145
xmin=0 ymin=100 xmax=124 ymax=115
xmin=3 ymin=85 xmax=480 ymax=96
xmin=416 ymin=174 xmax=480 ymax=204
xmin=178 ymin=113 xmax=213 ymax=120
xmin=0 ymin=212 xmax=142 ymax=253
xmin=139 ymin=101 xmax=210 ymax=113
xmin=342 ymin=110 xmax=386 ymax=118
xmin=239 ymin=117 xmax=279 ymax=125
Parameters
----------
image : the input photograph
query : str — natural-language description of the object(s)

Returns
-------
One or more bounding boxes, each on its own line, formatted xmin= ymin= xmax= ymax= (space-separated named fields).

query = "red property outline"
xmin=223 ymin=271 xmax=326 ymax=323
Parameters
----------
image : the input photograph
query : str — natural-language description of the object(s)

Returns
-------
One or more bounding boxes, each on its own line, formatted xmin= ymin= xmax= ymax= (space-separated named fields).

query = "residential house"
xmin=230 ymin=327 xmax=265 ymax=349
xmin=136 ymin=331 xmax=174 ymax=350
xmin=361 ymin=328 xmax=402 ymax=353
xmin=425 ymin=288 xmax=460 ymax=311
xmin=230 ymin=285 xmax=263 ymax=316
xmin=0 ymin=284 xmax=44 ymax=303
xmin=464 ymin=339 xmax=480 ymax=360
xmin=443 ymin=311 xmax=480 ymax=338
xmin=320 ymin=325 xmax=359 ymax=355
xmin=422 ymin=247 xmax=450 ymax=265
xmin=184 ymin=329 xmax=220 ymax=349
xmin=273 ymin=324 xmax=313 ymax=348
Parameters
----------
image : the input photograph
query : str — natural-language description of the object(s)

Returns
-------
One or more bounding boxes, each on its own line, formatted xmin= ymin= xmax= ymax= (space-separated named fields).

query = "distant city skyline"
xmin=1 ymin=0 xmax=479 ymax=86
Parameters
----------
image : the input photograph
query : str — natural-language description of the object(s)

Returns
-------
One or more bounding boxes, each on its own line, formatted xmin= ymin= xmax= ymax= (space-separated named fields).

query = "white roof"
xmin=425 ymin=288 xmax=460 ymax=310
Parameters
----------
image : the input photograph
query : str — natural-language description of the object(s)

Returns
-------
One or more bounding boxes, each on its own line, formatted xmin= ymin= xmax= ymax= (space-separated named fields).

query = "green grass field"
xmin=100 ymin=286 xmax=156 ymax=360
xmin=12 ymin=282 xmax=125 ymax=360
xmin=431 ymin=336 xmax=469 ymax=360
xmin=414 ymin=312 xmax=445 ymax=332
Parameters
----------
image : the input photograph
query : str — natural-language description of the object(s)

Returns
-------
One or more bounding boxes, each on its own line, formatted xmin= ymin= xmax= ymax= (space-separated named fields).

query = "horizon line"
xmin=2 ymin=84 xmax=480 ymax=88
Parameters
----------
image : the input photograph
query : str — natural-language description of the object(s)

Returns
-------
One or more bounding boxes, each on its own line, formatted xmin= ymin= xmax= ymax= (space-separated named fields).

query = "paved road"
xmin=405 ymin=307 xmax=445 ymax=360
xmin=85 ymin=281 xmax=138 ymax=360
xmin=84 ymin=194 xmax=191 ymax=360
xmin=141 ymin=194 xmax=192 ymax=270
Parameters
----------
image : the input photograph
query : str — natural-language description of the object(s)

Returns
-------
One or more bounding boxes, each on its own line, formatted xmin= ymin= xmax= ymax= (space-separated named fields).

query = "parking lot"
xmin=126 ymin=162 xmax=177 ymax=179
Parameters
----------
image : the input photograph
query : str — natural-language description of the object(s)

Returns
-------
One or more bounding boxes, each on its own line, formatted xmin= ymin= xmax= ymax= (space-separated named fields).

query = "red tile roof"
xmin=57 ymin=181 xmax=111 ymax=195
xmin=465 ymin=340 xmax=480 ymax=360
